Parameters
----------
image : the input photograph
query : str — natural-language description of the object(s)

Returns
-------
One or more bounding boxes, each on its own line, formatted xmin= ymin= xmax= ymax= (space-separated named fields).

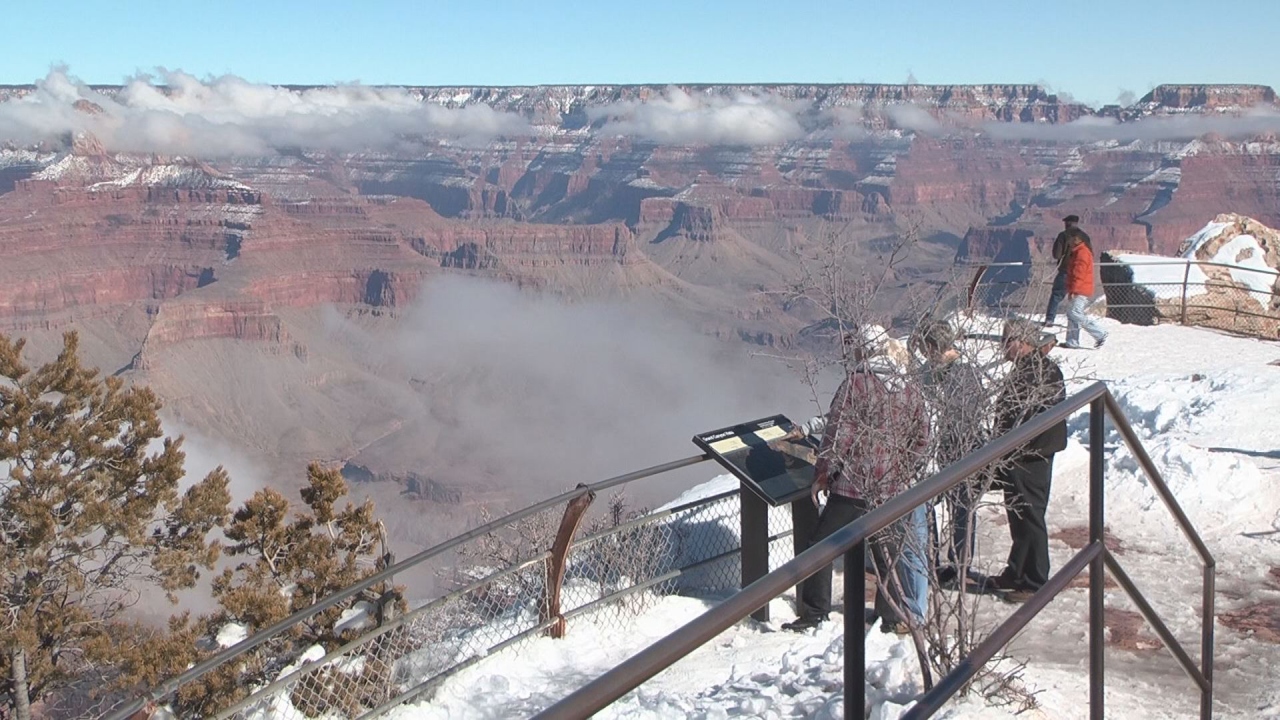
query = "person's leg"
xmin=1073 ymin=296 xmax=1108 ymax=344
xmin=1064 ymin=294 xmax=1084 ymax=346
xmin=1045 ymin=271 xmax=1067 ymax=325
xmin=947 ymin=481 xmax=978 ymax=570
xmin=794 ymin=495 xmax=865 ymax=621
xmin=899 ymin=504 xmax=929 ymax=622
xmin=1016 ymin=459 xmax=1054 ymax=589
xmin=1000 ymin=465 xmax=1033 ymax=586
xmin=870 ymin=534 xmax=902 ymax=627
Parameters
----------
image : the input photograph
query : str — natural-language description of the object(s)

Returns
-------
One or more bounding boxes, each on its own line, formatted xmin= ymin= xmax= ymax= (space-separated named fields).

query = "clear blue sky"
xmin=4 ymin=0 xmax=1278 ymax=106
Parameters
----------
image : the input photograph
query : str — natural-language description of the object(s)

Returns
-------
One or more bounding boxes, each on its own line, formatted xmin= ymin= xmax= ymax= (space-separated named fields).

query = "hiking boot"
xmin=1003 ymin=588 xmax=1038 ymax=604
xmin=1059 ymin=341 xmax=1083 ymax=349
xmin=880 ymin=620 xmax=913 ymax=636
xmin=782 ymin=615 xmax=826 ymax=632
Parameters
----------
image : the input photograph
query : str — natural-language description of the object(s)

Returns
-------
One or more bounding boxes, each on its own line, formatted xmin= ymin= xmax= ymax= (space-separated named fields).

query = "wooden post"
xmin=10 ymin=646 xmax=31 ymax=720
xmin=543 ymin=484 xmax=596 ymax=638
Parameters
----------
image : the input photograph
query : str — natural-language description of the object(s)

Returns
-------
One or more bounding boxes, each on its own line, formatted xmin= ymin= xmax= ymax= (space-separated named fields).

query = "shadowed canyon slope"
xmin=3 ymin=80 xmax=1279 ymax=540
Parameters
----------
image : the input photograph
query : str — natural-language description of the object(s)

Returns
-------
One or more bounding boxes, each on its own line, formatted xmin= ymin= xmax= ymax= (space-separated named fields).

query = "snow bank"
xmin=1111 ymin=253 xmax=1209 ymax=301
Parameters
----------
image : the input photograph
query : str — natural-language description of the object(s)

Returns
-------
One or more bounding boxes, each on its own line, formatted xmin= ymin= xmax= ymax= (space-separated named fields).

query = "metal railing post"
xmin=845 ymin=540 xmax=867 ymax=720
xmin=1201 ymin=564 xmax=1216 ymax=719
xmin=1089 ymin=398 xmax=1106 ymax=720
xmin=1180 ymin=261 xmax=1192 ymax=325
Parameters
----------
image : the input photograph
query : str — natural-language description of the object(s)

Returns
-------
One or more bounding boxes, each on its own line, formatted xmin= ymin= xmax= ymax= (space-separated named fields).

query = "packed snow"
xmin=360 ymin=318 xmax=1280 ymax=719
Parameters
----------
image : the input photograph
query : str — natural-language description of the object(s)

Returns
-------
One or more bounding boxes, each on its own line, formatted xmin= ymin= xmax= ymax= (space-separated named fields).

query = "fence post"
xmin=1089 ymin=398 xmax=1106 ymax=720
xmin=1180 ymin=261 xmax=1192 ymax=325
xmin=845 ymin=540 xmax=867 ymax=720
xmin=544 ymin=485 xmax=596 ymax=638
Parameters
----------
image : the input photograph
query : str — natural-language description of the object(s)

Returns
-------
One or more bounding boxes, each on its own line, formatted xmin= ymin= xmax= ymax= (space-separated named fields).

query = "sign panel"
xmin=693 ymin=414 xmax=818 ymax=507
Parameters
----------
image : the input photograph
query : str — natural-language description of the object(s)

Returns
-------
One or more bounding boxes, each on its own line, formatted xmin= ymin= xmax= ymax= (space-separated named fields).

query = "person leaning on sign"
xmin=781 ymin=327 xmax=931 ymax=634
xmin=986 ymin=319 xmax=1068 ymax=603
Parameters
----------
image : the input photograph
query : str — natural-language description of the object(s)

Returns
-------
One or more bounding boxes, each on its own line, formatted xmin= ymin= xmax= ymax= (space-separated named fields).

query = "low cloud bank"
xmin=0 ymin=68 xmax=530 ymax=156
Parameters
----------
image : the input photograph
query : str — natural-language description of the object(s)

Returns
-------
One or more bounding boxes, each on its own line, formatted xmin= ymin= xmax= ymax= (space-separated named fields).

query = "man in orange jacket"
xmin=1062 ymin=229 xmax=1108 ymax=349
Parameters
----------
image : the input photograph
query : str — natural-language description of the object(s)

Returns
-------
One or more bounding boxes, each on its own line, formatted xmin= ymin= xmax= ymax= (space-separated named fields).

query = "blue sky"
xmin=4 ymin=0 xmax=1278 ymax=106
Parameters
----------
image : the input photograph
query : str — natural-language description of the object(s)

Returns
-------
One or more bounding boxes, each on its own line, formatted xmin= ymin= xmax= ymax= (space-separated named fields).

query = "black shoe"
xmin=782 ymin=615 xmax=826 ymax=632
xmin=1095 ymin=334 xmax=1108 ymax=348
xmin=936 ymin=566 xmax=959 ymax=586
xmin=982 ymin=573 xmax=1019 ymax=592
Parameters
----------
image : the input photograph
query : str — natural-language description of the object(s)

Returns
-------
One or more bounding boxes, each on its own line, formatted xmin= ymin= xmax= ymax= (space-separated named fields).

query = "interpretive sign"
xmin=693 ymin=415 xmax=818 ymax=507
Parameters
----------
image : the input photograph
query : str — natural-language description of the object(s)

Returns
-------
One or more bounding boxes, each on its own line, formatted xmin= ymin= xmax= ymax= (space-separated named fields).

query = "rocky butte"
xmin=2 ymin=80 xmax=1279 ymax=539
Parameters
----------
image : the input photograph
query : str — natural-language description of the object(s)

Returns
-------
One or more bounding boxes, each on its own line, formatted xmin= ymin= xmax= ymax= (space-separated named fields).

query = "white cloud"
xmin=982 ymin=107 xmax=1280 ymax=142
xmin=587 ymin=86 xmax=807 ymax=146
xmin=0 ymin=68 xmax=531 ymax=156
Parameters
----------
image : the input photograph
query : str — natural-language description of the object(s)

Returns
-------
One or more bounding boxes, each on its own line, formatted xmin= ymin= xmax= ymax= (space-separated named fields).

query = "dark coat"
xmin=922 ymin=359 xmax=991 ymax=468
xmin=995 ymin=352 xmax=1067 ymax=463
xmin=1052 ymin=227 xmax=1092 ymax=272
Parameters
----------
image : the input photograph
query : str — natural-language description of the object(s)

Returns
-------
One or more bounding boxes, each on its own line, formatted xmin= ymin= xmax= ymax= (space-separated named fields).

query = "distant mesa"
xmin=1139 ymin=84 xmax=1279 ymax=110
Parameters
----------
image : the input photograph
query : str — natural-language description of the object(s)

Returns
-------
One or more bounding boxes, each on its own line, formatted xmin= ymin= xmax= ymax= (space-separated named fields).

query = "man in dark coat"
xmin=1045 ymin=215 xmax=1091 ymax=327
xmin=989 ymin=318 xmax=1068 ymax=602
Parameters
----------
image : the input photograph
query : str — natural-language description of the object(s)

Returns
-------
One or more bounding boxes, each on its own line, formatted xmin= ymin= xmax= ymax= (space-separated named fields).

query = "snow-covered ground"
xmin=384 ymin=318 xmax=1280 ymax=719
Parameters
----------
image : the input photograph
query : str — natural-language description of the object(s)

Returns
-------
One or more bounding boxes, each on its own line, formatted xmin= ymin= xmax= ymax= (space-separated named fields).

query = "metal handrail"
xmin=534 ymin=382 xmax=1217 ymax=720
xmin=960 ymin=258 xmax=1280 ymax=277
xmin=103 ymin=453 xmax=714 ymax=720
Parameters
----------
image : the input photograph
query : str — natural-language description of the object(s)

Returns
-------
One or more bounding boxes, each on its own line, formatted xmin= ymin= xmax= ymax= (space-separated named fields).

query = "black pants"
xmin=998 ymin=458 xmax=1053 ymax=590
xmin=1045 ymin=270 xmax=1067 ymax=324
xmin=792 ymin=495 xmax=910 ymax=625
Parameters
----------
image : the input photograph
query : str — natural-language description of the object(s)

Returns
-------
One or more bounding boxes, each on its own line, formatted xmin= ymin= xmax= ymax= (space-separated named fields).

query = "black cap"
xmin=1062 ymin=214 xmax=1080 ymax=223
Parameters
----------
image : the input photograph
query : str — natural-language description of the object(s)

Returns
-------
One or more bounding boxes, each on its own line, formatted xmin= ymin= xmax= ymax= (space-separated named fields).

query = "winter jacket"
xmin=1052 ymin=228 xmax=1092 ymax=273
xmin=814 ymin=368 xmax=931 ymax=503
xmin=1065 ymin=236 xmax=1095 ymax=296
xmin=994 ymin=352 xmax=1067 ymax=464
xmin=1051 ymin=231 xmax=1070 ymax=273
xmin=921 ymin=359 xmax=991 ymax=468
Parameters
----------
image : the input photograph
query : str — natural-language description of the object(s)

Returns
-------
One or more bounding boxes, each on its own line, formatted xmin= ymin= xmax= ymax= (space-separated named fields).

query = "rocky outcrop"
xmin=1139 ymin=84 xmax=1278 ymax=111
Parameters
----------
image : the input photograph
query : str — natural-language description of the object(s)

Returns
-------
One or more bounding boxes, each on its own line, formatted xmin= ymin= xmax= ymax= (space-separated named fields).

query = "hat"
xmin=1002 ymin=318 xmax=1054 ymax=347
xmin=1062 ymin=214 xmax=1080 ymax=223
xmin=911 ymin=319 xmax=956 ymax=353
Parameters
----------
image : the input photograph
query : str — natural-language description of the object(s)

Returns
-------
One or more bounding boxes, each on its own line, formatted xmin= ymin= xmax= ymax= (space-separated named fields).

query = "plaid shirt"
xmin=814 ymin=369 xmax=931 ymax=503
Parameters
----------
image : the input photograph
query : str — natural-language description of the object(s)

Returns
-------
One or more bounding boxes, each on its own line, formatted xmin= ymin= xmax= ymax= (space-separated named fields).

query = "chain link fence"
xmin=109 ymin=460 xmax=804 ymax=720
xmin=967 ymin=257 xmax=1280 ymax=339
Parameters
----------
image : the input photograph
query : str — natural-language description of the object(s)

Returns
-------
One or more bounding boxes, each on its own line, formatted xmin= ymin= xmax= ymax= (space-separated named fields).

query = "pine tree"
xmin=125 ymin=464 xmax=404 ymax=717
xmin=0 ymin=331 xmax=231 ymax=714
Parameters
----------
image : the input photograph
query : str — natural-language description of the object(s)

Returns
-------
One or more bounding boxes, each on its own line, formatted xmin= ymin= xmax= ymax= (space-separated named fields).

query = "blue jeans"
xmin=1045 ymin=270 xmax=1067 ymax=324
xmin=1065 ymin=294 xmax=1107 ymax=346
xmin=899 ymin=504 xmax=929 ymax=622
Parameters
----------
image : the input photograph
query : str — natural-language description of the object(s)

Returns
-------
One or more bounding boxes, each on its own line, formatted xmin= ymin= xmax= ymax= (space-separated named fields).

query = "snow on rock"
xmin=333 ymin=600 xmax=376 ymax=635
xmin=1179 ymin=220 xmax=1236 ymax=257
xmin=215 ymin=622 xmax=249 ymax=649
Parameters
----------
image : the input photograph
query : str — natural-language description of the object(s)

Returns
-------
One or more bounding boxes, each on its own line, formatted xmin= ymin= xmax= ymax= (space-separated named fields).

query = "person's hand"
xmin=810 ymin=476 xmax=830 ymax=508
xmin=781 ymin=426 xmax=805 ymax=441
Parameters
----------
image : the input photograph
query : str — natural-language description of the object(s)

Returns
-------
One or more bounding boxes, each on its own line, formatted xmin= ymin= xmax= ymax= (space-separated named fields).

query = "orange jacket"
xmin=1065 ymin=239 xmax=1094 ymax=296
